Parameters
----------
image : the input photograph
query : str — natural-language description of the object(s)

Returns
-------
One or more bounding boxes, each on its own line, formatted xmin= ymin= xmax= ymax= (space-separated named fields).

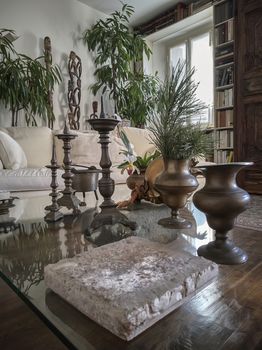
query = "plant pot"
xmin=193 ymin=162 xmax=253 ymax=265
xmin=154 ymin=159 xmax=198 ymax=229
xmin=126 ymin=171 xmax=146 ymax=191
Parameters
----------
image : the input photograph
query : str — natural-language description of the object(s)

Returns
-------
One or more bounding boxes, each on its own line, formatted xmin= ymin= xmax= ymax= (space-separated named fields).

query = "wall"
xmin=0 ymin=0 xmax=106 ymax=129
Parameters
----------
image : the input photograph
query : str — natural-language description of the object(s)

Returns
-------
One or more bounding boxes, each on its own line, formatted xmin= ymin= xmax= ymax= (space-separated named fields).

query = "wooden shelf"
xmin=213 ymin=0 xmax=235 ymax=164
xmin=215 ymin=52 xmax=234 ymax=61
xmin=215 ymin=40 xmax=234 ymax=48
xmin=215 ymin=126 xmax=234 ymax=130
xmin=216 ymin=83 xmax=234 ymax=90
xmin=215 ymin=62 xmax=234 ymax=69
xmin=215 ymin=147 xmax=234 ymax=150
xmin=214 ymin=17 xmax=234 ymax=27
xmin=215 ymin=105 xmax=234 ymax=110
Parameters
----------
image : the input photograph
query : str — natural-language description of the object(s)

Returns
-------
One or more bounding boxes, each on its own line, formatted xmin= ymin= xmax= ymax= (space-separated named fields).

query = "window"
xmin=170 ymin=31 xmax=213 ymax=125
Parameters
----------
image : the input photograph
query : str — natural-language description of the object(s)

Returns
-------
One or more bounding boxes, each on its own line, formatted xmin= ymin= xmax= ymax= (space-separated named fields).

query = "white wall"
xmin=0 ymin=0 xmax=106 ymax=129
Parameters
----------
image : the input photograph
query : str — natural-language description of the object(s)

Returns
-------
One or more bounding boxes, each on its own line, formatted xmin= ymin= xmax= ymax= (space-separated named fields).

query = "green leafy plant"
xmin=0 ymin=28 xmax=62 ymax=126
xmin=83 ymin=3 xmax=157 ymax=126
xmin=149 ymin=60 xmax=211 ymax=160
xmin=119 ymin=72 xmax=159 ymax=127
xmin=118 ymin=129 xmax=160 ymax=174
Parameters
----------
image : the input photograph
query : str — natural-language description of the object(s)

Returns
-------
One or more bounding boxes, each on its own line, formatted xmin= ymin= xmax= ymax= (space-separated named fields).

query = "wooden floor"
xmin=0 ymin=225 xmax=262 ymax=349
xmin=0 ymin=278 xmax=67 ymax=350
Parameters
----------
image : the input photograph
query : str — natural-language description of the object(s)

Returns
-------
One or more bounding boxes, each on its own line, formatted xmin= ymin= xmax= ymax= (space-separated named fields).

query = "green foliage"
xmin=119 ymin=73 xmax=159 ymax=127
xmin=83 ymin=3 xmax=156 ymax=125
xmin=149 ymin=60 xmax=211 ymax=160
xmin=0 ymin=28 xmax=62 ymax=126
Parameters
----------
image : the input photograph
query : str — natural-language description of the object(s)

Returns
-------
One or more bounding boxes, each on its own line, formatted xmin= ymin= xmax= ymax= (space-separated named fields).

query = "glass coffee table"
xmin=0 ymin=187 xmax=261 ymax=350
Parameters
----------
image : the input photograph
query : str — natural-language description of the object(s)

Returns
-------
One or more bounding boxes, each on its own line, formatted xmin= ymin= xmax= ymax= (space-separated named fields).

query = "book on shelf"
xmin=216 ymin=88 xmax=234 ymax=107
xmin=214 ymin=18 xmax=234 ymax=45
xmin=214 ymin=0 xmax=233 ymax=25
xmin=216 ymin=109 xmax=233 ymax=127
xmin=215 ymin=150 xmax=234 ymax=163
xmin=216 ymin=65 xmax=233 ymax=86
xmin=216 ymin=129 xmax=233 ymax=148
xmin=191 ymin=0 xmax=212 ymax=14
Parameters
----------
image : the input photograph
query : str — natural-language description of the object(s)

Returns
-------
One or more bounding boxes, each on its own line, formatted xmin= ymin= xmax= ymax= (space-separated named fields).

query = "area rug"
xmin=235 ymin=195 xmax=262 ymax=231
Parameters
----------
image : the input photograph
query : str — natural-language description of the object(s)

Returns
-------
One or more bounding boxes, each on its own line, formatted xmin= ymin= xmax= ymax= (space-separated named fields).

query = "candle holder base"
xmin=90 ymin=207 xmax=137 ymax=231
xmin=197 ymin=240 xmax=248 ymax=265
xmin=57 ymin=193 xmax=81 ymax=214
xmin=44 ymin=210 xmax=64 ymax=223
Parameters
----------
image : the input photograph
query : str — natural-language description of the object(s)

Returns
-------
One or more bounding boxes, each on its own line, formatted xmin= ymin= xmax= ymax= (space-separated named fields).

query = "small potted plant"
xmin=148 ymin=60 xmax=211 ymax=228
xmin=117 ymin=129 xmax=159 ymax=190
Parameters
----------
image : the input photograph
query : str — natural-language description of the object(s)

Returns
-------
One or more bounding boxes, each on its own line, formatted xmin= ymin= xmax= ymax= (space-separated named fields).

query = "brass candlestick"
xmin=87 ymin=99 xmax=136 ymax=234
xmin=56 ymin=121 xmax=81 ymax=214
xmin=45 ymin=143 xmax=63 ymax=222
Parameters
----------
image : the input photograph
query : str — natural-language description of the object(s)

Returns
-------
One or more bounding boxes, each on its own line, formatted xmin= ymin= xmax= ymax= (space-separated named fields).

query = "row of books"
xmin=135 ymin=2 xmax=190 ymax=35
xmin=216 ymin=129 xmax=234 ymax=148
xmin=216 ymin=109 xmax=233 ymax=127
xmin=214 ymin=150 xmax=234 ymax=163
xmin=215 ymin=88 xmax=234 ymax=108
xmin=216 ymin=65 xmax=233 ymax=86
xmin=135 ymin=1 xmax=213 ymax=36
xmin=214 ymin=0 xmax=233 ymax=25
xmin=214 ymin=19 xmax=234 ymax=46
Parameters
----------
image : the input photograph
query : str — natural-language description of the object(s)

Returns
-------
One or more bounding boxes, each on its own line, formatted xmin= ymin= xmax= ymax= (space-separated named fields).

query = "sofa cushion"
xmin=0 ymin=168 xmax=64 ymax=192
xmin=54 ymin=130 xmax=126 ymax=167
xmin=0 ymin=130 xmax=27 ymax=169
xmin=0 ymin=159 xmax=3 ymax=169
xmin=3 ymin=127 xmax=53 ymax=168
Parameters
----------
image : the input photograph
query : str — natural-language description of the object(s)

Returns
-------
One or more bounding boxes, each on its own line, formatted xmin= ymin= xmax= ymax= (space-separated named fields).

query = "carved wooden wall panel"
xmin=235 ymin=0 xmax=262 ymax=193
xmin=67 ymin=51 xmax=82 ymax=130
xmin=44 ymin=36 xmax=54 ymax=129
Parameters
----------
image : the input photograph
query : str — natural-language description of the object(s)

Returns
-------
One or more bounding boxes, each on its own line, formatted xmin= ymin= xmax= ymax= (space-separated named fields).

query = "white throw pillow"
xmin=0 ymin=130 xmax=27 ymax=169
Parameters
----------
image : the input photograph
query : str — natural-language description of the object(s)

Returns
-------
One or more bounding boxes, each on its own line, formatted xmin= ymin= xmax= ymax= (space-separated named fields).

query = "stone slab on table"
xmin=44 ymin=236 xmax=218 ymax=341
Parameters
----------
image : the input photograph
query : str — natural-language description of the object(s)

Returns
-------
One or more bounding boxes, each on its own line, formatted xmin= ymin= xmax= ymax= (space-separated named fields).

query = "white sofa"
xmin=0 ymin=126 xmax=154 ymax=192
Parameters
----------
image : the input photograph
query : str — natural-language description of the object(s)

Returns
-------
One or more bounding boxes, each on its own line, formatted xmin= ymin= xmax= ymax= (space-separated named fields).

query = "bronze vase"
xmin=193 ymin=162 xmax=253 ymax=265
xmin=154 ymin=159 xmax=198 ymax=228
xmin=126 ymin=170 xmax=146 ymax=191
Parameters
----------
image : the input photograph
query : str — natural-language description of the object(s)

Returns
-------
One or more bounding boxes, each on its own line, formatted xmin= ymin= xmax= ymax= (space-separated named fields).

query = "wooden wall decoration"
xmin=67 ymin=51 xmax=82 ymax=130
xmin=44 ymin=36 xmax=54 ymax=129
xmin=235 ymin=0 xmax=262 ymax=193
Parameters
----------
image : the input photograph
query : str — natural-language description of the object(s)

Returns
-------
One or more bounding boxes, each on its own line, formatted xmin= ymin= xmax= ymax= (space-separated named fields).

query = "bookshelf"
xmin=213 ymin=0 xmax=235 ymax=163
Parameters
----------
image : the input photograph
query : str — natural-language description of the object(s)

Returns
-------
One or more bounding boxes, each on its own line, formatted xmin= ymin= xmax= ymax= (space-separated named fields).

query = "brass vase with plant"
xmin=149 ymin=61 xmax=211 ymax=229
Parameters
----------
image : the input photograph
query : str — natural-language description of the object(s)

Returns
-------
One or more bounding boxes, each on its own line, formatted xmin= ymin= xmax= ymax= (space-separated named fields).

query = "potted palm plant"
xmin=83 ymin=3 xmax=157 ymax=126
xmin=0 ymin=28 xmax=62 ymax=126
xmin=149 ymin=60 xmax=211 ymax=229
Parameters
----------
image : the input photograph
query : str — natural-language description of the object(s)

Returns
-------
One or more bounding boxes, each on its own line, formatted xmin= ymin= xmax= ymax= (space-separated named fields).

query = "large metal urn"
xmin=193 ymin=162 xmax=253 ymax=265
xmin=154 ymin=159 xmax=198 ymax=229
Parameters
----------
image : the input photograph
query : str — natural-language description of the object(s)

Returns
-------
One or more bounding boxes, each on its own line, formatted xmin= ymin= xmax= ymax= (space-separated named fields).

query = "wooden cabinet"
xmin=235 ymin=0 xmax=262 ymax=193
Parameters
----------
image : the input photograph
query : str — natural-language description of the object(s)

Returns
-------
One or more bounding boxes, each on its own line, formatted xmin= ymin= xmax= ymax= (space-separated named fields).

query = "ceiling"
xmin=78 ymin=0 xmax=189 ymax=26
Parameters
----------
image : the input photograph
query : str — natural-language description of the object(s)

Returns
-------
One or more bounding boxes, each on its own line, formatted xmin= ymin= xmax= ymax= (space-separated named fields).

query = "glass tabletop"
xmin=0 ymin=186 xmax=260 ymax=350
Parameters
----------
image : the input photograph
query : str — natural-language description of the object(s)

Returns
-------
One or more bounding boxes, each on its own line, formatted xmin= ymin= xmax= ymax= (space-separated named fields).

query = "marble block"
xmin=44 ymin=237 xmax=218 ymax=340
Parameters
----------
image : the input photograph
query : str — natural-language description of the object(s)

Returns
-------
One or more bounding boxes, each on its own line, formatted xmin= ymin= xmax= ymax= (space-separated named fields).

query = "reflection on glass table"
xmin=0 ymin=189 xmax=219 ymax=350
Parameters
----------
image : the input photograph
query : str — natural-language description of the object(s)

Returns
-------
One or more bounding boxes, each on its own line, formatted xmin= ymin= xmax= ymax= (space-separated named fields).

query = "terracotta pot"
xmin=154 ymin=159 xmax=198 ymax=228
xmin=193 ymin=162 xmax=253 ymax=265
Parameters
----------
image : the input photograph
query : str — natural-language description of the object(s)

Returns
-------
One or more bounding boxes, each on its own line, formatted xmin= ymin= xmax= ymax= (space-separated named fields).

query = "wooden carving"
xmin=44 ymin=36 xmax=54 ymax=129
xmin=67 ymin=51 xmax=82 ymax=130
